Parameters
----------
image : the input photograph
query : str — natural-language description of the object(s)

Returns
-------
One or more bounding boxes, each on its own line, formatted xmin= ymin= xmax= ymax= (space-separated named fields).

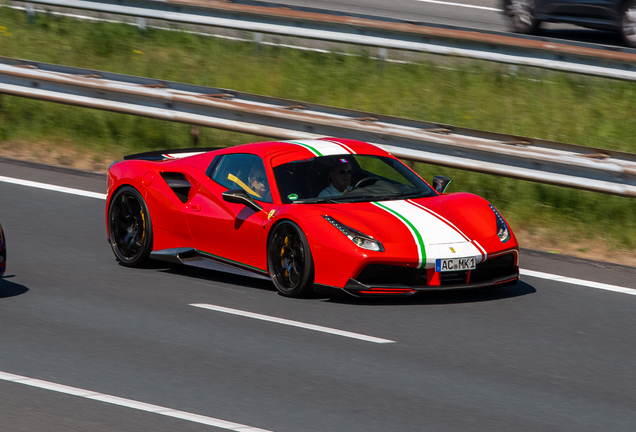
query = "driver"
xmin=318 ymin=158 xmax=353 ymax=198
xmin=248 ymin=166 xmax=270 ymax=200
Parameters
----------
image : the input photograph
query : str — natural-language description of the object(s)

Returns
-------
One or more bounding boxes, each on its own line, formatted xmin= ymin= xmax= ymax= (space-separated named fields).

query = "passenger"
xmin=318 ymin=159 xmax=353 ymax=198
xmin=248 ymin=166 xmax=270 ymax=200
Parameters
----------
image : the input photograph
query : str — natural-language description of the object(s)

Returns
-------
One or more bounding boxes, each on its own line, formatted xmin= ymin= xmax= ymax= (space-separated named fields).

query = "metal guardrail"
xmin=15 ymin=0 xmax=636 ymax=81
xmin=1 ymin=57 xmax=635 ymax=197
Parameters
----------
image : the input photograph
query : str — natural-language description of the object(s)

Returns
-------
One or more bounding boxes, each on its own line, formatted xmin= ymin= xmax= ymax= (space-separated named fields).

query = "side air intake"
xmin=161 ymin=172 xmax=191 ymax=203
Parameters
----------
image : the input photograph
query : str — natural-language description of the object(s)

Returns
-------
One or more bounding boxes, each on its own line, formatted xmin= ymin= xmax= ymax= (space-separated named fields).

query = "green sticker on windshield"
xmin=288 ymin=193 xmax=298 ymax=201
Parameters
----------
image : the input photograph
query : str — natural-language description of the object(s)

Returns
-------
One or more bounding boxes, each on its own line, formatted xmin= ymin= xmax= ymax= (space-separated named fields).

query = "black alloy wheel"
xmin=621 ymin=0 xmax=636 ymax=48
xmin=506 ymin=0 xmax=540 ymax=34
xmin=108 ymin=186 xmax=153 ymax=267
xmin=267 ymin=221 xmax=315 ymax=297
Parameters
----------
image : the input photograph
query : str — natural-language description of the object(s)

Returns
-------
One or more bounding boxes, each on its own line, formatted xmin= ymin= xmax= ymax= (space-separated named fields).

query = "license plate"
xmin=435 ymin=257 xmax=476 ymax=272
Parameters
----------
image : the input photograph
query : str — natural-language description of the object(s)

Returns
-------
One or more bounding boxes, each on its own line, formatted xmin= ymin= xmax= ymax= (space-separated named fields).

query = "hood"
xmin=310 ymin=193 xmax=496 ymax=241
xmin=303 ymin=193 xmax=503 ymax=268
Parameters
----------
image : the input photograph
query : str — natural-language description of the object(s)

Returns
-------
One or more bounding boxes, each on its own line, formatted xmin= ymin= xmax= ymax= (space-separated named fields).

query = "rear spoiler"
xmin=123 ymin=147 xmax=223 ymax=162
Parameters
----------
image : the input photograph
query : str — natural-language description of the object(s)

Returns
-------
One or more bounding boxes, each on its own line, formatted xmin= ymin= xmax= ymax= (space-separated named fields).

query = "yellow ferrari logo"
xmin=449 ymin=247 xmax=456 ymax=253
xmin=268 ymin=209 xmax=276 ymax=219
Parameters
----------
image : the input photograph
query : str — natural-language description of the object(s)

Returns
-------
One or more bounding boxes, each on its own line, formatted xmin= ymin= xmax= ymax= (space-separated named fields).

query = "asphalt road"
xmin=257 ymin=0 xmax=628 ymax=46
xmin=1 ymin=158 xmax=636 ymax=431
xmin=11 ymin=0 xmax=628 ymax=51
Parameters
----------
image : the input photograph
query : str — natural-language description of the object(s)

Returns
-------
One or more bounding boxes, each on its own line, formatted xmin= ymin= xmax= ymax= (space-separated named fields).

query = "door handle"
xmin=190 ymin=205 xmax=201 ymax=212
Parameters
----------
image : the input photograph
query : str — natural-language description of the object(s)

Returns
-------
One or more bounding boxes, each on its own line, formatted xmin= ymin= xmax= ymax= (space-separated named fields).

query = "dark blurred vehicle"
xmin=0 ymin=223 xmax=5 ymax=277
xmin=503 ymin=0 xmax=636 ymax=47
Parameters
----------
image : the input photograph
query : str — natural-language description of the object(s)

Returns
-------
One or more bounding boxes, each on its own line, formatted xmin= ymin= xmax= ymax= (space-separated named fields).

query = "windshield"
xmin=273 ymin=154 xmax=437 ymax=204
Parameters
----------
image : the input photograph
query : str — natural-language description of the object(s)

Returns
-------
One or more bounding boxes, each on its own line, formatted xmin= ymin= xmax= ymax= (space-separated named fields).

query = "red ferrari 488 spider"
xmin=106 ymin=138 xmax=519 ymax=297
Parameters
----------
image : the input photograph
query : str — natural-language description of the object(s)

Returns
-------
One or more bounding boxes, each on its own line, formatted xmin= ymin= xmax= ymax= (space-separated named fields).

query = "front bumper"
xmin=314 ymin=252 xmax=519 ymax=297
xmin=315 ymin=270 xmax=519 ymax=297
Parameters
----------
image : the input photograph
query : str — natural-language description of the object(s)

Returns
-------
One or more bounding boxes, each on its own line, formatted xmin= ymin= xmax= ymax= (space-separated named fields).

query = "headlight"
xmin=323 ymin=216 xmax=384 ymax=252
xmin=489 ymin=204 xmax=510 ymax=243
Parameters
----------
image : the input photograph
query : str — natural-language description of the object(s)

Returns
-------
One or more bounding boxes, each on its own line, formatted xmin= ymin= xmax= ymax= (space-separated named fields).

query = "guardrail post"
xmin=253 ymin=32 xmax=263 ymax=52
xmin=191 ymin=125 xmax=200 ymax=147
xmin=136 ymin=17 xmax=147 ymax=32
xmin=25 ymin=3 xmax=36 ymax=23
xmin=378 ymin=48 xmax=389 ymax=61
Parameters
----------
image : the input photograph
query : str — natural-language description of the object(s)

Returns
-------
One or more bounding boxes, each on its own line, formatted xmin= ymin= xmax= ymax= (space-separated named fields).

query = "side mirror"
xmin=432 ymin=176 xmax=451 ymax=194
xmin=222 ymin=189 xmax=263 ymax=212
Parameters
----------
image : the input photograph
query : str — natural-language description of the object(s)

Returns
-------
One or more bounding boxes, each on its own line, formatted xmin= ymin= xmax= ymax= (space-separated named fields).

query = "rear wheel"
xmin=108 ymin=186 xmax=153 ymax=267
xmin=267 ymin=221 xmax=315 ymax=298
xmin=506 ymin=0 xmax=540 ymax=34
xmin=621 ymin=0 xmax=636 ymax=48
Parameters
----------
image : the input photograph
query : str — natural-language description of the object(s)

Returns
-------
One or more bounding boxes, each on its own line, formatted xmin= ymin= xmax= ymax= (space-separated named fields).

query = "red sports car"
xmin=106 ymin=138 xmax=519 ymax=297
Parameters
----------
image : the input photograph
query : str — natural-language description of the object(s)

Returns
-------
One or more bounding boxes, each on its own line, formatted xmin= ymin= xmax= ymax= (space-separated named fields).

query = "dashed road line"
xmin=520 ymin=269 xmax=636 ymax=296
xmin=0 ymin=371 xmax=273 ymax=431
xmin=414 ymin=0 xmax=502 ymax=12
xmin=0 ymin=175 xmax=106 ymax=200
xmin=190 ymin=304 xmax=396 ymax=343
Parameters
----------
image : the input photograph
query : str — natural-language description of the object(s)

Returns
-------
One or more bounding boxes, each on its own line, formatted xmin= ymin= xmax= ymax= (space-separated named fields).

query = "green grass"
xmin=0 ymin=6 xmax=635 ymax=250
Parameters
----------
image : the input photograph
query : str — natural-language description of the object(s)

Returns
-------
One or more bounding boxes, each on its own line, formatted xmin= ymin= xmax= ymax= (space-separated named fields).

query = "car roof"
xmin=232 ymin=138 xmax=388 ymax=158
xmin=162 ymin=138 xmax=391 ymax=171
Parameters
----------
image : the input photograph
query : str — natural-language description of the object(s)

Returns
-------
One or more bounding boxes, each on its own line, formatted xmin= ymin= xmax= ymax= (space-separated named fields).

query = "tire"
xmin=505 ymin=0 xmax=540 ymax=34
xmin=621 ymin=0 xmax=636 ymax=48
xmin=267 ymin=221 xmax=315 ymax=298
xmin=108 ymin=186 xmax=153 ymax=267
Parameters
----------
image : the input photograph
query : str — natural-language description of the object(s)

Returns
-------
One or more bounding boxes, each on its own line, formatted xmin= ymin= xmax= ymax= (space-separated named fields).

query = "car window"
xmin=356 ymin=156 xmax=415 ymax=186
xmin=208 ymin=154 xmax=272 ymax=203
xmin=273 ymin=154 xmax=436 ymax=204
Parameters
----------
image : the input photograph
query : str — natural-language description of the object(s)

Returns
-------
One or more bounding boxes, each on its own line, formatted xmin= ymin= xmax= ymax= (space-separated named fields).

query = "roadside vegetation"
xmin=0 ymin=6 xmax=635 ymax=258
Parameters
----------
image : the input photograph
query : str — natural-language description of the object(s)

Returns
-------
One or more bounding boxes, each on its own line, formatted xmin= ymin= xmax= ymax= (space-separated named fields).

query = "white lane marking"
xmin=520 ymin=269 xmax=636 ymax=296
xmin=414 ymin=0 xmax=503 ymax=12
xmin=0 ymin=175 xmax=106 ymax=200
xmin=190 ymin=304 xmax=395 ymax=344
xmin=0 ymin=371 xmax=273 ymax=432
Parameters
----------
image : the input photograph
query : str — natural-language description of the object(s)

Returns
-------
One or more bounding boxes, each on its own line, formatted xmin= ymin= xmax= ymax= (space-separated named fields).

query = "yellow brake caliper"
xmin=140 ymin=209 xmax=145 ymax=243
xmin=281 ymin=235 xmax=290 ymax=277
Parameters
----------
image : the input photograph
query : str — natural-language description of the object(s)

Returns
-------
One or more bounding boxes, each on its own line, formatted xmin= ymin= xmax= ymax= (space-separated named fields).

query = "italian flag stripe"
xmin=373 ymin=201 xmax=426 ymax=268
xmin=286 ymin=139 xmax=356 ymax=157
xmin=288 ymin=140 xmax=322 ymax=157
xmin=321 ymin=139 xmax=357 ymax=154
xmin=407 ymin=199 xmax=471 ymax=242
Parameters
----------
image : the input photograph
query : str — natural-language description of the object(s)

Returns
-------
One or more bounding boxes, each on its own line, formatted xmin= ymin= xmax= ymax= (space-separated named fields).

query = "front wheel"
xmin=621 ymin=0 xmax=636 ymax=48
xmin=505 ymin=0 xmax=540 ymax=34
xmin=108 ymin=186 xmax=153 ymax=267
xmin=267 ymin=221 xmax=315 ymax=298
